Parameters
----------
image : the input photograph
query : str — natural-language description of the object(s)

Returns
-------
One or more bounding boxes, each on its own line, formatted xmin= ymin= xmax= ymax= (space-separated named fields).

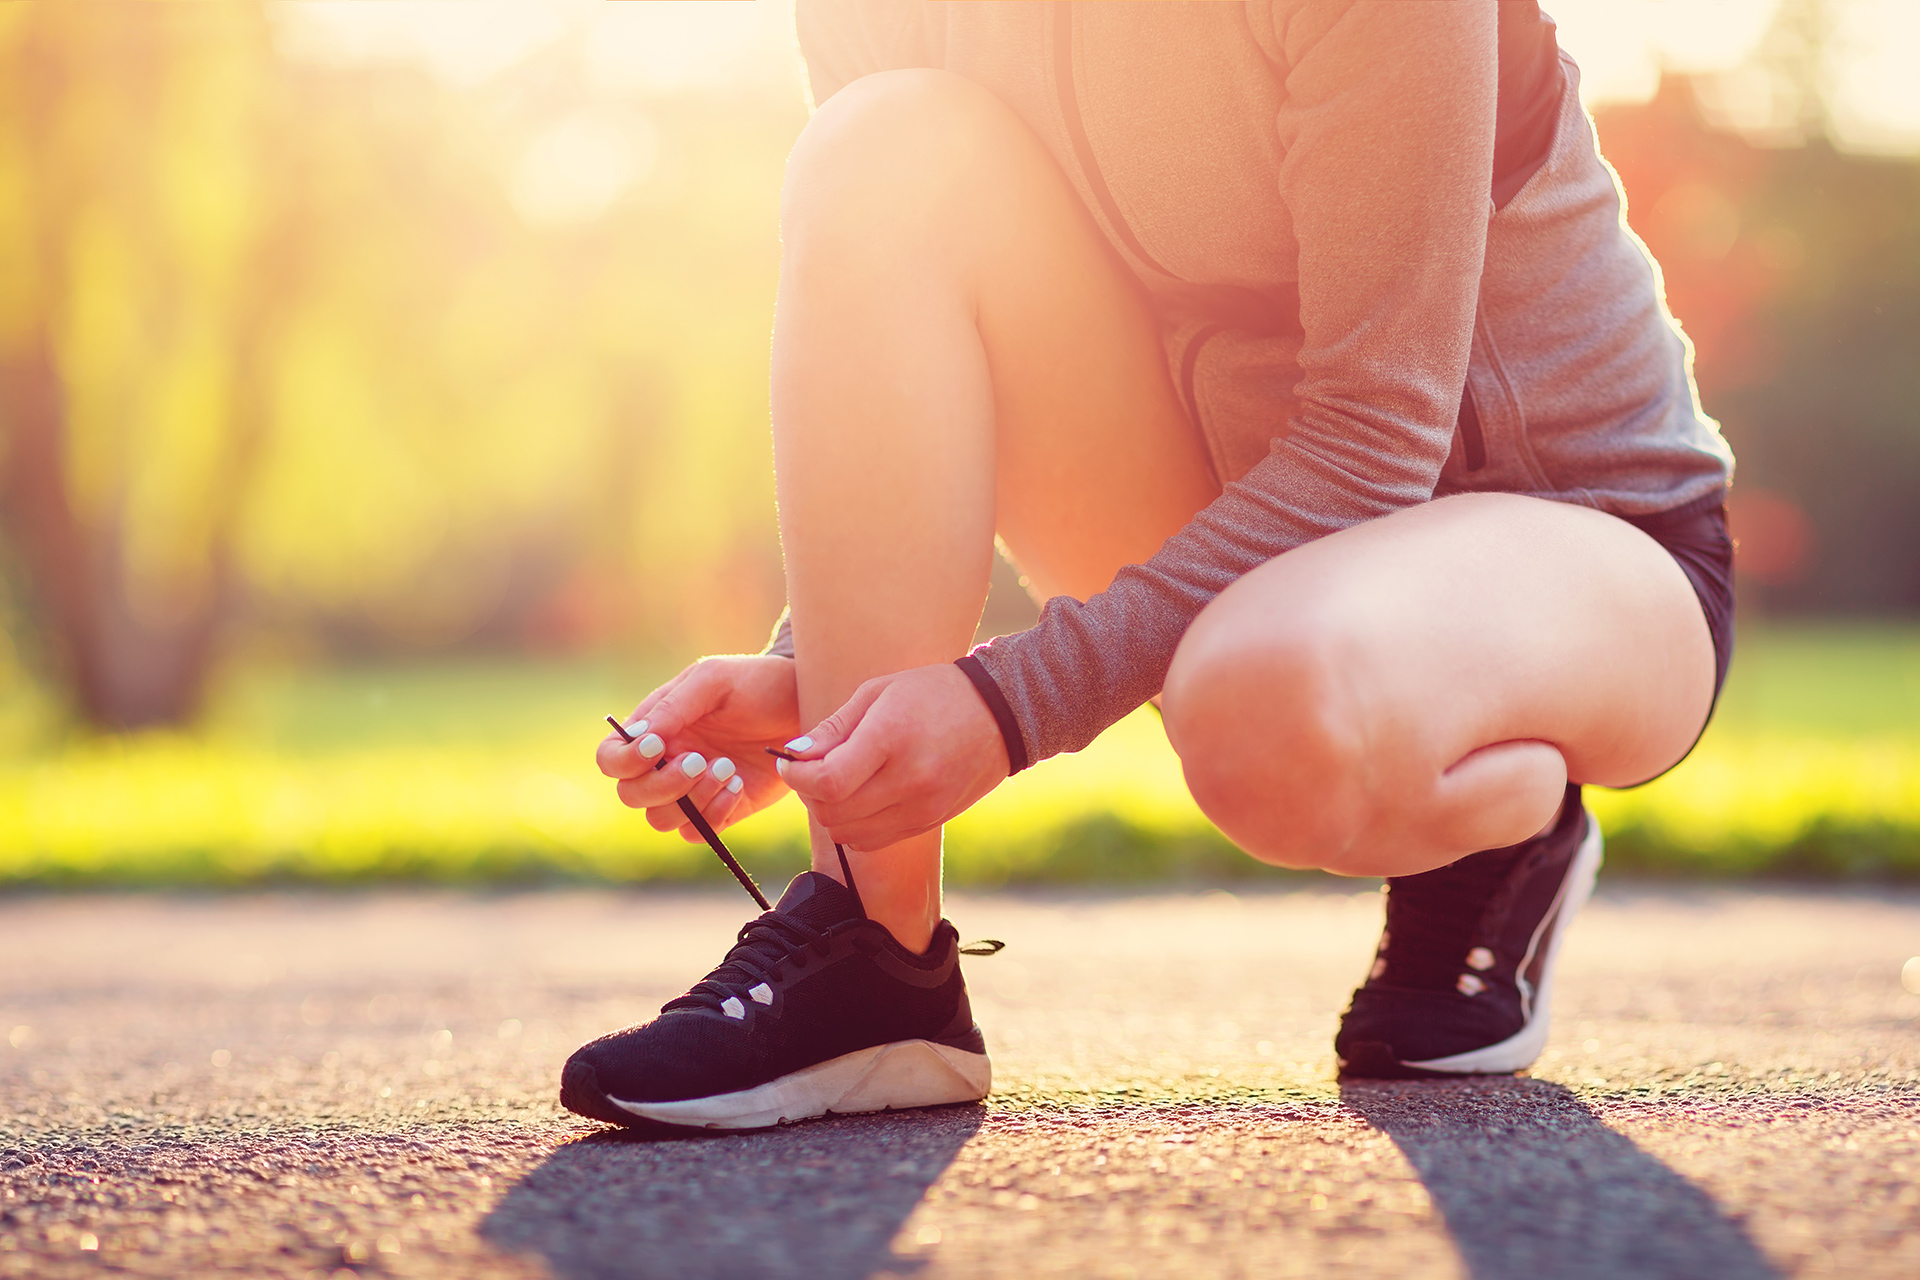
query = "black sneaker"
xmin=1336 ymin=785 xmax=1602 ymax=1079
xmin=561 ymin=866 xmax=991 ymax=1132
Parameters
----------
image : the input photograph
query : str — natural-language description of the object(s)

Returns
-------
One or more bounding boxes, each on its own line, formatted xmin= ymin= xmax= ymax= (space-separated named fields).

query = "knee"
xmin=1162 ymin=608 xmax=1376 ymax=874
xmin=781 ymin=69 xmax=1017 ymax=262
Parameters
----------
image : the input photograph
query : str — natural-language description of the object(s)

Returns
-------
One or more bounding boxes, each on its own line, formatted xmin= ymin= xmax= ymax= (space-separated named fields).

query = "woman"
xmin=561 ymin=1 xmax=1733 ymax=1132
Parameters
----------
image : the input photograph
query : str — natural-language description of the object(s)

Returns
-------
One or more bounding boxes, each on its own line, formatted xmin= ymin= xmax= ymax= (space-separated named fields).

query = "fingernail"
xmin=726 ymin=775 xmax=744 ymax=794
xmin=775 ymin=757 xmax=788 ymax=780
xmin=785 ymin=736 xmax=813 ymax=753
xmin=637 ymin=733 xmax=665 ymax=758
xmin=711 ymin=757 xmax=736 ymax=783
xmin=626 ymin=718 xmax=649 ymax=736
xmin=681 ymin=753 xmax=707 ymax=778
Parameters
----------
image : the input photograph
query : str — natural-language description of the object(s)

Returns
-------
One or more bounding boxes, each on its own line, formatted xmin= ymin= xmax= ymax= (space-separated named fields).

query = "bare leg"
xmin=1162 ymin=492 xmax=1717 ymax=877
xmin=773 ymin=71 xmax=1217 ymax=949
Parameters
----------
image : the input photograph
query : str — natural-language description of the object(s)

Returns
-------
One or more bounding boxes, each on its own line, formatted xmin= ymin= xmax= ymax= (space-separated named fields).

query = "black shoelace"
xmin=664 ymin=912 xmax=838 ymax=1014
xmin=602 ymin=713 xmax=1001 ymax=972
xmin=605 ymin=714 xmax=798 ymax=911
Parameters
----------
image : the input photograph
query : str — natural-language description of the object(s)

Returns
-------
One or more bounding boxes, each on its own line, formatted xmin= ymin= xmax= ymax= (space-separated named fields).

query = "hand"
xmin=775 ymin=663 xmax=1011 ymax=851
xmin=597 ymin=655 xmax=801 ymax=842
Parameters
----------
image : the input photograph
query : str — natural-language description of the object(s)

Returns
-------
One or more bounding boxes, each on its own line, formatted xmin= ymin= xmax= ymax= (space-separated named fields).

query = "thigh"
xmin=781 ymin=67 xmax=1217 ymax=617
xmin=1180 ymin=492 xmax=1717 ymax=791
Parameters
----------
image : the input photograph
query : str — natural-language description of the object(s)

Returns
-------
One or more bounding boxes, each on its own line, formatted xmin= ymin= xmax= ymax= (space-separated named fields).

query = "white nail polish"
xmin=726 ymin=776 xmax=744 ymax=794
xmin=785 ymin=736 xmax=813 ymax=753
xmin=775 ymin=757 xmax=788 ymax=779
xmin=637 ymin=733 xmax=664 ymax=758
xmin=626 ymin=718 xmax=649 ymax=736
xmin=681 ymin=753 xmax=707 ymax=778
xmin=711 ymin=757 xmax=736 ymax=783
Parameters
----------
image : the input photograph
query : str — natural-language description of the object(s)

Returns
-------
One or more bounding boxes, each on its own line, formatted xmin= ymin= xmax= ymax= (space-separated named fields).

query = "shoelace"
xmin=604 ymin=713 xmax=1003 ymax=972
xmin=664 ymin=913 xmax=836 ymax=1014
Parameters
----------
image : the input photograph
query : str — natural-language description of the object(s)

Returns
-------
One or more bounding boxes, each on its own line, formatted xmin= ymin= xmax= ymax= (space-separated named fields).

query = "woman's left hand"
xmin=775 ymin=663 xmax=1011 ymax=850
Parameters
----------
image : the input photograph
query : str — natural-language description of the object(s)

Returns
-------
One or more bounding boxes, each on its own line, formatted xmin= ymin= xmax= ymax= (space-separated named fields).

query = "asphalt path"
xmin=2 ymin=882 xmax=1918 ymax=1278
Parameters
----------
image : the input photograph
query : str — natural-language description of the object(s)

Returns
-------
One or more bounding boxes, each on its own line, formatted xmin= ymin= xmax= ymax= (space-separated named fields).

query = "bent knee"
xmin=782 ymin=69 xmax=1025 ymax=254
xmin=1163 ymin=617 xmax=1377 ymax=873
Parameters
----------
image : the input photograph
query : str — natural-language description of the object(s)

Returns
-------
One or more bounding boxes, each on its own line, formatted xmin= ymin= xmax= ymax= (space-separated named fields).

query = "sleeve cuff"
xmin=954 ymin=654 xmax=1030 ymax=776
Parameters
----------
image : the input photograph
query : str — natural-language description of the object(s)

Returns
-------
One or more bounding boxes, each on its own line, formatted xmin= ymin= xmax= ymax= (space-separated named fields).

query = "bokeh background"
xmin=2 ymin=0 xmax=1917 ymax=888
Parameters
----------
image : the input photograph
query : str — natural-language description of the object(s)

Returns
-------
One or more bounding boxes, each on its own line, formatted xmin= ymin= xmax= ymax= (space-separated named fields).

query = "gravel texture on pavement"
xmin=2 ymin=883 xmax=1917 ymax=1278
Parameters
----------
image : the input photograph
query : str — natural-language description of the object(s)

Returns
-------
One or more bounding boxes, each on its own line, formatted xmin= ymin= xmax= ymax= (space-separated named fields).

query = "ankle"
xmin=870 ymin=910 xmax=936 ymax=955
xmin=811 ymin=833 xmax=940 ymax=954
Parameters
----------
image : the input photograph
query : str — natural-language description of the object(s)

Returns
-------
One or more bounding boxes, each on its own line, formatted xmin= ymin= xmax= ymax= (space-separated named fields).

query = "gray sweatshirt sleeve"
xmin=762 ymin=607 xmax=795 ymax=660
xmin=968 ymin=2 xmax=1498 ymax=768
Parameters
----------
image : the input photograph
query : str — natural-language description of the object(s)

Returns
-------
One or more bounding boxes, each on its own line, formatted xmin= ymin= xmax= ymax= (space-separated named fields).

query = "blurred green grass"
xmin=2 ymin=623 xmax=1918 ymax=888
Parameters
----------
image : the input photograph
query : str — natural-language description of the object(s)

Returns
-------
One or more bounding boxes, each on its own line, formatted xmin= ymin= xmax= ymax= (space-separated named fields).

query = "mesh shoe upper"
xmin=567 ymin=872 xmax=982 ymax=1106
xmin=1337 ymin=784 xmax=1589 ymax=1074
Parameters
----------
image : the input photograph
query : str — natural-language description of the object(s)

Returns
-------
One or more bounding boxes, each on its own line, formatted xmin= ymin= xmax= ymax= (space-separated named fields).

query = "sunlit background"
xmin=1 ymin=0 xmax=1917 ymax=888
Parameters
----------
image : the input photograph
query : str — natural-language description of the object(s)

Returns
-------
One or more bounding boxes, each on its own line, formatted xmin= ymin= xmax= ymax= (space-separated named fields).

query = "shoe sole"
xmin=566 ymin=1038 xmax=991 ymax=1132
xmin=1396 ymin=811 xmax=1604 ymax=1076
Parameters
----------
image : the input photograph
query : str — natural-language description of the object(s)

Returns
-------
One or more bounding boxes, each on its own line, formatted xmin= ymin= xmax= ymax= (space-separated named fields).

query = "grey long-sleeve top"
xmin=769 ymin=0 xmax=1734 ymax=772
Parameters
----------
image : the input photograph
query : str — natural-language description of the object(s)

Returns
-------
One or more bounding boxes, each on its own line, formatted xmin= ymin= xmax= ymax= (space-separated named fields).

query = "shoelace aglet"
xmin=605 ymin=714 xmax=772 ymax=911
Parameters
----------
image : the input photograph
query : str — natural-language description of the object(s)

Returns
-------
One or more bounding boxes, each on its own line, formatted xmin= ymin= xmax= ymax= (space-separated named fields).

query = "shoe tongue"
xmin=773 ymin=871 xmax=865 ymax=930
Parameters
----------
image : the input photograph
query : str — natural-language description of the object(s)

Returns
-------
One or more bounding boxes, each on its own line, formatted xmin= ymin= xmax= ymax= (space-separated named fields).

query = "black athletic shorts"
xmin=1617 ymin=494 xmax=1735 ymax=782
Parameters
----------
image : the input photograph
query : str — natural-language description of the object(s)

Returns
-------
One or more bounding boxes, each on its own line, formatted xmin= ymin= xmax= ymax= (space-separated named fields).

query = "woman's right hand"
xmin=596 ymin=655 xmax=801 ymax=842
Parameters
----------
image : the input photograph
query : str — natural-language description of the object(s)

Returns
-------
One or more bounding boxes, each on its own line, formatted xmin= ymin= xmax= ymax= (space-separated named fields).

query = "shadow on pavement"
xmin=1341 ymin=1077 xmax=1778 ymax=1280
xmin=480 ymin=1104 xmax=982 ymax=1280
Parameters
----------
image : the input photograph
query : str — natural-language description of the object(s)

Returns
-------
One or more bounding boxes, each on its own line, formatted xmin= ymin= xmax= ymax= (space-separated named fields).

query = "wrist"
xmin=953 ymin=654 xmax=1028 ymax=775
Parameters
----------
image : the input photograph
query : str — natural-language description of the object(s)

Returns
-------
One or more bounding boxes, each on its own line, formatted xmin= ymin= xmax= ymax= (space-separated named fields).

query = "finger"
xmin=616 ymin=751 xmax=710 ymax=812
xmin=599 ymin=665 xmax=702 ymax=777
xmin=599 ymin=724 xmax=669 ymax=779
xmin=681 ymin=774 xmax=746 ymax=841
xmin=805 ymin=749 xmax=917 ymax=829
xmin=645 ymin=799 xmax=689 ymax=834
xmin=782 ymin=730 xmax=890 ymax=808
xmin=777 ymin=678 xmax=884 ymax=763
xmin=682 ymin=755 xmax=736 ymax=816
xmin=777 ymin=682 xmax=888 ymax=802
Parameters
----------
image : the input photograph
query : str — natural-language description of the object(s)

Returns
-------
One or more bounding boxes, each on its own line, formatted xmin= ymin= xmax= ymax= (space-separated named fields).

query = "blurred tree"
xmin=1597 ymin=75 xmax=1920 ymax=615
xmin=0 ymin=4 xmax=801 ymax=729
xmin=0 ymin=1 xmax=279 ymax=728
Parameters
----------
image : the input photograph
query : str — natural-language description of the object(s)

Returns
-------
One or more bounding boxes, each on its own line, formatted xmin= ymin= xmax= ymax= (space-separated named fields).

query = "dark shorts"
xmin=1616 ymin=494 xmax=1735 ymax=784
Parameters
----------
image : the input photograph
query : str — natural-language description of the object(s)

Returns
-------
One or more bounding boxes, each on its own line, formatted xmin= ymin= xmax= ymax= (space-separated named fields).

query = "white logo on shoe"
xmin=1466 ymin=947 xmax=1495 ymax=971
xmin=721 ymin=996 xmax=746 ymax=1019
xmin=1456 ymin=974 xmax=1486 ymax=996
xmin=749 ymin=983 xmax=774 ymax=1005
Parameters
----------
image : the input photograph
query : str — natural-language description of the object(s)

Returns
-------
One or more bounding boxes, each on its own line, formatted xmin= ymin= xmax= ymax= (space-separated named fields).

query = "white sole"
xmin=608 ymin=1038 xmax=992 ymax=1131
xmin=1404 ymin=811 xmax=1604 ymax=1075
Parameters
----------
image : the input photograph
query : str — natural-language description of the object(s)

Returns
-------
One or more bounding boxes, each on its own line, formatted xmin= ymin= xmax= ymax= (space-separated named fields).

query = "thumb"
xmin=778 ymin=679 xmax=887 ymax=802
xmin=638 ymin=662 xmax=731 ymax=744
